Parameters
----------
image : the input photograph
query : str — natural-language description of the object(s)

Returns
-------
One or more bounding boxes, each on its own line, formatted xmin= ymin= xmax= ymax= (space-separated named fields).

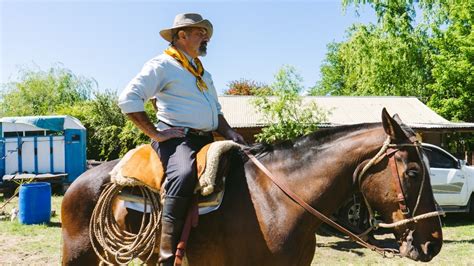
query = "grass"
xmin=312 ymin=215 xmax=474 ymax=265
xmin=1 ymin=195 xmax=473 ymax=265
xmin=0 ymin=194 xmax=62 ymax=265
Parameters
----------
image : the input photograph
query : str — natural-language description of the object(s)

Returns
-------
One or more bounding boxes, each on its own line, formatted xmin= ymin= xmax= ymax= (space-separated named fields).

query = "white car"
xmin=422 ymin=143 xmax=474 ymax=215
xmin=334 ymin=143 xmax=474 ymax=232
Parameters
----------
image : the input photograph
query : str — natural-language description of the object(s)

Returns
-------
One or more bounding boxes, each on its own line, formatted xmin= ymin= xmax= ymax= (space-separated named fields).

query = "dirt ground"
xmin=0 ymin=233 xmax=61 ymax=265
xmin=0 ymin=195 xmax=62 ymax=265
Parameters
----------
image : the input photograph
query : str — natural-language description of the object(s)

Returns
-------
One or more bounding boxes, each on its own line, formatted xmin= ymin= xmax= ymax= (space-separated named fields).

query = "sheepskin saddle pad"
xmin=110 ymin=140 xmax=241 ymax=197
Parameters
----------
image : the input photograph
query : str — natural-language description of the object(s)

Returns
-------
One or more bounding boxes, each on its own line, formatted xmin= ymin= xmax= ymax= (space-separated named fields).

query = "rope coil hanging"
xmin=89 ymin=183 xmax=162 ymax=265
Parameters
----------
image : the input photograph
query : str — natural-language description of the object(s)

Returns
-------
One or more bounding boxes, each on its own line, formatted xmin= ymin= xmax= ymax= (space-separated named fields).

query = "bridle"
xmin=243 ymin=134 xmax=444 ymax=257
xmin=355 ymin=136 xmax=444 ymax=238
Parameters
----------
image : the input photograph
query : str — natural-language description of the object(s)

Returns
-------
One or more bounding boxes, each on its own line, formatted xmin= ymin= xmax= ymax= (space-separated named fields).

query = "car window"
xmin=423 ymin=147 xmax=458 ymax=169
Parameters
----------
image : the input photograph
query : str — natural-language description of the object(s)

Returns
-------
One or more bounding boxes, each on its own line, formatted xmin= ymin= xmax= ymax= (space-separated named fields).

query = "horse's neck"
xmin=245 ymin=127 xmax=386 ymax=250
xmin=264 ymin=126 xmax=385 ymax=198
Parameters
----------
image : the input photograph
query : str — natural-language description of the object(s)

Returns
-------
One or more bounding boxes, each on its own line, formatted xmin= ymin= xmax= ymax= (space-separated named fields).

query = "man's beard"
xmin=198 ymin=42 xmax=207 ymax=56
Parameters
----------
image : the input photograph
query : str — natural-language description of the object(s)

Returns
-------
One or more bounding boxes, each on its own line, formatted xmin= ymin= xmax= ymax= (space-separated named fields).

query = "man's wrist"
xmin=151 ymin=131 xmax=164 ymax=142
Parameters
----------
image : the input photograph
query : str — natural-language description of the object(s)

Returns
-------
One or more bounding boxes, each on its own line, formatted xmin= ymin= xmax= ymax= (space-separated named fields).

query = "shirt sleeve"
xmin=118 ymin=59 xmax=165 ymax=113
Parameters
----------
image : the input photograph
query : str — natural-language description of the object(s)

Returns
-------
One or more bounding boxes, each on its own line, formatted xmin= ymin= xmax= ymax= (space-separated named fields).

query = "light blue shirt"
xmin=118 ymin=52 xmax=223 ymax=131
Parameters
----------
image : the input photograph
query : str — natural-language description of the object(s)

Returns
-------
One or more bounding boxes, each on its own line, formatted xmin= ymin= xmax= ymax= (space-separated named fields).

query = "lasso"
xmin=89 ymin=183 xmax=161 ymax=265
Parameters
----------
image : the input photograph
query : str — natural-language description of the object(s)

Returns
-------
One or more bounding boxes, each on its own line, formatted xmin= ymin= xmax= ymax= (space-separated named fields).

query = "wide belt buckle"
xmin=185 ymin=128 xmax=208 ymax=137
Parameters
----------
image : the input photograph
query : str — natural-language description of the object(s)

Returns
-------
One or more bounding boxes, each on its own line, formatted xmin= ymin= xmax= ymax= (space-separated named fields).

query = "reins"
xmin=243 ymin=135 xmax=444 ymax=257
xmin=243 ymin=150 xmax=398 ymax=257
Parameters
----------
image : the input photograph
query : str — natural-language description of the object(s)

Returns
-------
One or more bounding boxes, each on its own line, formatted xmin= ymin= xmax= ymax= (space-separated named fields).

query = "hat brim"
xmin=159 ymin=19 xmax=213 ymax=43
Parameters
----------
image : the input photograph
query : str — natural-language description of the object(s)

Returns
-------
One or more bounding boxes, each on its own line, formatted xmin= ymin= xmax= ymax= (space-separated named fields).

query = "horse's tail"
xmin=61 ymin=159 xmax=119 ymax=265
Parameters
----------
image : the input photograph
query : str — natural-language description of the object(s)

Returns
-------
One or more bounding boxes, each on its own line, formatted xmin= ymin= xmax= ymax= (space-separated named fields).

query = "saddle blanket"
xmin=122 ymin=190 xmax=225 ymax=215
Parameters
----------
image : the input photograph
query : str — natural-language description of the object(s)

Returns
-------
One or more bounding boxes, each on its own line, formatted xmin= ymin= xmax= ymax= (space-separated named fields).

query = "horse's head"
xmin=359 ymin=108 xmax=443 ymax=262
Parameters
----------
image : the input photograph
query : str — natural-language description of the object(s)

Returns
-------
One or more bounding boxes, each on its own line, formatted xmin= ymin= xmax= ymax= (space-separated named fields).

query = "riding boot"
xmin=159 ymin=196 xmax=191 ymax=266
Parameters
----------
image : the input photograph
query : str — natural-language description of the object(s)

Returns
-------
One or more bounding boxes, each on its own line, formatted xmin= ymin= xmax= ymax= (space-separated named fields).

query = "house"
xmin=217 ymin=96 xmax=474 ymax=163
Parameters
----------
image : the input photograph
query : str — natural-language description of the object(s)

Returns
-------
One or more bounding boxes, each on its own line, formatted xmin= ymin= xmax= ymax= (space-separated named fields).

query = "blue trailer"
xmin=0 ymin=115 xmax=86 ymax=187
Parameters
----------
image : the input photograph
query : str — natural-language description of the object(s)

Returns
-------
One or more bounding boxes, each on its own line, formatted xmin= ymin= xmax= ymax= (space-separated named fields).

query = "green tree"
xmin=313 ymin=0 xmax=473 ymax=124
xmin=311 ymin=23 xmax=433 ymax=100
xmin=312 ymin=42 xmax=346 ymax=96
xmin=83 ymin=90 xmax=127 ymax=160
xmin=0 ymin=65 xmax=156 ymax=161
xmin=253 ymin=65 xmax=327 ymax=143
xmin=342 ymin=0 xmax=417 ymax=34
xmin=118 ymin=102 xmax=157 ymax=157
xmin=223 ymin=78 xmax=272 ymax=95
xmin=312 ymin=0 xmax=474 ymax=154
xmin=0 ymin=65 xmax=94 ymax=116
xmin=424 ymin=1 xmax=474 ymax=123
xmin=59 ymin=90 xmax=157 ymax=160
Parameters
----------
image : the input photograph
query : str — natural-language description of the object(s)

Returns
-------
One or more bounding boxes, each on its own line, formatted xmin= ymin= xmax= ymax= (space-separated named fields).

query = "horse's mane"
xmin=248 ymin=116 xmax=417 ymax=158
xmin=249 ymin=123 xmax=382 ymax=156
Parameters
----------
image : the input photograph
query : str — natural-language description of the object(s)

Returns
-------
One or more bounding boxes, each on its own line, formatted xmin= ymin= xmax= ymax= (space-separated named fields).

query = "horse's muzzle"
xmin=399 ymin=234 xmax=442 ymax=262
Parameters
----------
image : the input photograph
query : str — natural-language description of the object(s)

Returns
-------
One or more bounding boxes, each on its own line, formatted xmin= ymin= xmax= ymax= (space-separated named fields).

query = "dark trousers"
xmin=151 ymin=134 xmax=213 ymax=197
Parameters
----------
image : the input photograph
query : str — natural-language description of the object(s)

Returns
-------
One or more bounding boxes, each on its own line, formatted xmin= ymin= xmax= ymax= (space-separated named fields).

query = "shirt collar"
xmin=176 ymin=48 xmax=194 ymax=64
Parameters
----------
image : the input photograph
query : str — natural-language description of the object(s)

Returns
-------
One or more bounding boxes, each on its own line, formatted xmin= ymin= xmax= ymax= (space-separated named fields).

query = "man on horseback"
xmin=118 ymin=13 xmax=245 ymax=265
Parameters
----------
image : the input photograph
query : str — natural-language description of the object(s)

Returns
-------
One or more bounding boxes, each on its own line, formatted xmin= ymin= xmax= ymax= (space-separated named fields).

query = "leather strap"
xmin=388 ymin=151 xmax=410 ymax=216
xmin=174 ymin=196 xmax=199 ymax=266
xmin=159 ymin=120 xmax=212 ymax=138
xmin=243 ymin=150 xmax=396 ymax=256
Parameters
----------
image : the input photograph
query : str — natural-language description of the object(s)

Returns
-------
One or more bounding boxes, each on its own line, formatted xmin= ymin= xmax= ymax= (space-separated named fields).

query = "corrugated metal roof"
xmin=218 ymin=96 xmax=474 ymax=130
xmin=0 ymin=115 xmax=86 ymax=130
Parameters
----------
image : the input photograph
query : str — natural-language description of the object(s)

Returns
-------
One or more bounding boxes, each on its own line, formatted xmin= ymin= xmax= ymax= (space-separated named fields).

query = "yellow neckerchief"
xmin=164 ymin=46 xmax=208 ymax=92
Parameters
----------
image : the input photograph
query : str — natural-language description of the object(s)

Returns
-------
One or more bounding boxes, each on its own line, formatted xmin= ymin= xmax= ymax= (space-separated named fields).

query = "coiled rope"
xmin=89 ymin=183 xmax=162 ymax=265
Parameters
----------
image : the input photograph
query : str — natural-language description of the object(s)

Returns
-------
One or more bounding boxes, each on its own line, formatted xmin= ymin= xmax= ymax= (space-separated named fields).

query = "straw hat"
xmin=159 ymin=13 xmax=213 ymax=42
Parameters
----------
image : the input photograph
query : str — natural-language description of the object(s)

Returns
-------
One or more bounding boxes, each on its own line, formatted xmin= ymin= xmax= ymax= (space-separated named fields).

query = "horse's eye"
xmin=406 ymin=169 xmax=418 ymax=178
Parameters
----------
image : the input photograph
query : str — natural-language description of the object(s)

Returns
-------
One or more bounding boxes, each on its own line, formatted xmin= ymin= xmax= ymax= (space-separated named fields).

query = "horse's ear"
xmin=381 ymin=108 xmax=406 ymax=140
xmin=392 ymin=113 xmax=403 ymax=125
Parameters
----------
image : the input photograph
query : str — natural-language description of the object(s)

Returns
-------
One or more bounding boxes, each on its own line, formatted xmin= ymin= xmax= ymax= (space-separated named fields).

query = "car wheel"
xmin=334 ymin=193 xmax=370 ymax=234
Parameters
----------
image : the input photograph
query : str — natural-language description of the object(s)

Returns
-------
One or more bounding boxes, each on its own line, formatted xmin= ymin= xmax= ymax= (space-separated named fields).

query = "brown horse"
xmin=61 ymin=109 xmax=442 ymax=265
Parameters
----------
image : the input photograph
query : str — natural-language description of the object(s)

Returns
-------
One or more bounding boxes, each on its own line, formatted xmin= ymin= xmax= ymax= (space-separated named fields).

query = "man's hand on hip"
xmin=155 ymin=127 xmax=186 ymax=142
xmin=126 ymin=112 xmax=185 ymax=143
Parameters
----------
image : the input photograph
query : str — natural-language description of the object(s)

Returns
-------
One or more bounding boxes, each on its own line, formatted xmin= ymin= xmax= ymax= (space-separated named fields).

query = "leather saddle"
xmin=110 ymin=141 xmax=240 ymax=209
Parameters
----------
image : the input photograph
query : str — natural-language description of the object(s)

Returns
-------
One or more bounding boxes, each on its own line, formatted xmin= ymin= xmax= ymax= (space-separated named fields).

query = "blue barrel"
xmin=18 ymin=182 xmax=51 ymax=224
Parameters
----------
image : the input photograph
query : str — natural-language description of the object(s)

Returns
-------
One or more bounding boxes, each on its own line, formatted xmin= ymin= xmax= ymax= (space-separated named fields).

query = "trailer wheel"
xmin=62 ymin=183 xmax=71 ymax=194
xmin=1 ymin=185 xmax=16 ymax=199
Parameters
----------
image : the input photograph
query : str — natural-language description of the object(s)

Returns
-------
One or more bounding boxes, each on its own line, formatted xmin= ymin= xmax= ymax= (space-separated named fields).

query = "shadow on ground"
xmin=316 ymin=213 xmax=473 ymax=254
xmin=316 ymin=224 xmax=398 ymax=255
xmin=48 ymin=221 xmax=62 ymax=227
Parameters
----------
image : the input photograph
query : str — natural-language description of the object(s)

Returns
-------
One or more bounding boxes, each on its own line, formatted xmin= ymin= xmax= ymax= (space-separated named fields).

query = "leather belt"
xmin=185 ymin=128 xmax=213 ymax=138
xmin=159 ymin=121 xmax=212 ymax=138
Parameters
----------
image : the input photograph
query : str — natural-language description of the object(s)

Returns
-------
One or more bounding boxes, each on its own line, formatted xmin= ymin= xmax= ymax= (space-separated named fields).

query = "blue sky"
xmin=0 ymin=0 xmax=376 ymax=95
